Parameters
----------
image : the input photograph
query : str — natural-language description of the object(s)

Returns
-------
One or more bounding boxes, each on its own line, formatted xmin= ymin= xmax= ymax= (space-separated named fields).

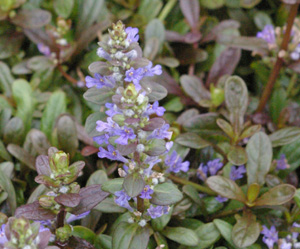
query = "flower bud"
xmin=210 ymin=84 xmax=224 ymax=107
xmin=50 ymin=151 xmax=70 ymax=175
xmin=55 ymin=224 xmax=72 ymax=243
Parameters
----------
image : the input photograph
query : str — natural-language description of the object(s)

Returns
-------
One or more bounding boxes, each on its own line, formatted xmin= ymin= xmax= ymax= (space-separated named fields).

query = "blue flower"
xmin=142 ymin=62 xmax=162 ymax=77
xmin=114 ymin=126 xmax=136 ymax=145
xmin=147 ymin=124 xmax=173 ymax=140
xmin=125 ymin=27 xmax=139 ymax=43
xmin=0 ymin=224 xmax=7 ymax=245
xmin=276 ymin=154 xmax=289 ymax=170
xmin=144 ymin=156 xmax=161 ymax=176
xmin=280 ymin=240 xmax=292 ymax=249
xmin=37 ymin=43 xmax=51 ymax=57
xmin=230 ymin=165 xmax=246 ymax=181
xmin=261 ymin=225 xmax=278 ymax=249
xmin=66 ymin=211 xmax=90 ymax=223
xmin=96 ymin=118 xmax=120 ymax=135
xmin=115 ymin=190 xmax=133 ymax=211
xmin=165 ymin=151 xmax=189 ymax=173
xmin=105 ymin=103 xmax=122 ymax=117
xmin=257 ymin=25 xmax=276 ymax=44
xmin=207 ymin=159 xmax=223 ymax=176
xmin=93 ymin=134 xmax=110 ymax=145
xmin=85 ymin=74 xmax=115 ymax=89
xmin=97 ymin=47 xmax=111 ymax=60
xmin=140 ymin=185 xmax=154 ymax=199
xmin=147 ymin=205 xmax=169 ymax=219
xmin=197 ymin=163 xmax=208 ymax=181
xmin=144 ymin=101 xmax=165 ymax=117
xmin=98 ymin=145 xmax=128 ymax=163
xmin=124 ymin=67 xmax=144 ymax=91
xmin=215 ymin=195 xmax=228 ymax=203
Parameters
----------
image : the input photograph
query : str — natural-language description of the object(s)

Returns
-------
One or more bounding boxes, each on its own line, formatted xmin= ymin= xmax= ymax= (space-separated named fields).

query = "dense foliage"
xmin=1 ymin=0 xmax=300 ymax=248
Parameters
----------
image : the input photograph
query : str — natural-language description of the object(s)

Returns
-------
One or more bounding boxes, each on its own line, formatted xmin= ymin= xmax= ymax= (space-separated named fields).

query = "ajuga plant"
xmin=83 ymin=20 xmax=190 ymax=244
xmin=11 ymin=147 xmax=108 ymax=248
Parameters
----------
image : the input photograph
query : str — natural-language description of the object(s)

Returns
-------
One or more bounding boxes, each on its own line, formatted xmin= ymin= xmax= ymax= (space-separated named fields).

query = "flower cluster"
xmin=261 ymin=223 xmax=300 ymax=249
xmin=256 ymin=21 xmax=300 ymax=61
xmin=85 ymin=21 xmax=189 ymax=223
xmin=0 ymin=217 xmax=51 ymax=249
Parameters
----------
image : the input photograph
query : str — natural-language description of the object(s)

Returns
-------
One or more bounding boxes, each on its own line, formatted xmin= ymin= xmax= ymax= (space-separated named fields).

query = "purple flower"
xmin=105 ymin=103 xmax=122 ymax=117
xmin=142 ymin=62 xmax=162 ymax=77
xmin=144 ymin=156 xmax=161 ymax=176
xmin=93 ymin=134 xmax=110 ymax=145
xmin=197 ymin=163 xmax=208 ymax=181
xmin=97 ymin=47 xmax=111 ymax=61
xmin=37 ymin=43 xmax=51 ymax=57
xmin=85 ymin=74 xmax=115 ymax=89
xmin=98 ymin=145 xmax=128 ymax=163
xmin=279 ymin=240 xmax=292 ymax=249
xmin=115 ymin=190 xmax=133 ymax=211
xmin=147 ymin=124 xmax=173 ymax=140
xmin=144 ymin=101 xmax=165 ymax=117
xmin=125 ymin=27 xmax=139 ymax=43
xmin=277 ymin=154 xmax=289 ymax=170
xmin=114 ymin=126 xmax=136 ymax=145
xmin=292 ymin=222 xmax=300 ymax=239
xmin=140 ymin=185 xmax=154 ymax=199
xmin=96 ymin=118 xmax=120 ymax=134
xmin=257 ymin=24 xmax=276 ymax=44
xmin=124 ymin=67 xmax=144 ymax=91
xmin=147 ymin=205 xmax=169 ymax=219
xmin=165 ymin=151 xmax=189 ymax=173
xmin=207 ymin=159 xmax=223 ymax=176
xmin=261 ymin=225 xmax=278 ymax=249
xmin=67 ymin=211 xmax=90 ymax=223
xmin=0 ymin=224 xmax=7 ymax=245
xmin=215 ymin=195 xmax=228 ymax=203
xmin=230 ymin=165 xmax=246 ymax=181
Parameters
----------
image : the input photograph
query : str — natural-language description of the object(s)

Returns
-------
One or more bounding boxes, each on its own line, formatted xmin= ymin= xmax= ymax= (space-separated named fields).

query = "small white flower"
xmin=128 ymin=217 xmax=134 ymax=223
xmin=152 ymin=178 xmax=159 ymax=185
xmin=136 ymin=144 xmax=145 ymax=153
xmin=138 ymin=219 xmax=147 ymax=227
xmin=136 ymin=94 xmax=145 ymax=105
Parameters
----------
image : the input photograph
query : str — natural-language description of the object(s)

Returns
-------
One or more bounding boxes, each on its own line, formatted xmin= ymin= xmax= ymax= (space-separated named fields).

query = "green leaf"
xmin=96 ymin=234 xmax=112 ymax=249
xmin=41 ymin=91 xmax=67 ymax=140
xmin=95 ymin=197 xmax=126 ymax=213
xmin=227 ymin=146 xmax=248 ymax=166
xmin=183 ymin=113 xmax=219 ymax=133
xmin=190 ymin=222 xmax=221 ymax=249
xmin=280 ymin=139 xmax=300 ymax=171
xmin=0 ymin=140 xmax=11 ymax=161
xmin=87 ymin=170 xmax=108 ymax=186
xmin=232 ymin=213 xmax=260 ymax=248
xmin=54 ymin=0 xmax=74 ymax=18
xmin=294 ymin=189 xmax=300 ymax=208
xmin=217 ymin=118 xmax=234 ymax=138
xmin=3 ymin=117 xmax=25 ymax=145
xmin=206 ymin=176 xmax=246 ymax=203
xmin=239 ymin=125 xmax=261 ymax=140
xmin=269 ymin=127 xmax=300 ymax=147
xmin=162 ymin=227 xmax=199 ymax=246
xmin=203 ymin=197 xmax=223 ymax=214
xmin=175 ymin=133 xmax=210 ymax=149
xmin=253 ymin=11 xmax=272 ymax=30
xmin=255 ymin=184 xmax=296 ymax=206
xmin=11 ymin=9 xmax=51 ymax=28
xmin=12 ymin=79 xmax=35 ymax=132
xmin=200 ymin=0 xmax=225 ymax=9
xmin=180 ymin=75 xmax=210 ymax=104
xmin=112 ymin=222 xmax=150 ymax=249
xmin=240 ymin=0 xmax=262 ymax=8
xmin=56 ymin=115 xmax=78 ymax=158
xmin=85 ymin=112 xmax=106 ymax=137
xmin=101 ymin=178 xmax=124 ymax=194
xmin=0 ymin=61 xmax=14 ymax=97
xmin=151 ymin=182 xmax=183 ymax=206
xmin=213 ymin=219 xmax=234 ymax=247
xmin=72 ymin=226 xmax=96 ymax=244
xmin=141 ymin=80 xmax=167 ymax=102
xmin=83 ymin=87 xmax=114 ymax=105
xmin=0 ymin=167 xmax=16 ymax=214
xmin=145 ymin=19 xmax=165 ymax=50
xmin=151 ymin=206 xmax=173 ymax=231
xmin=138 ymin=0 xmax=163 ymax=22
xmin=0 ymin=108 xmax=12 ymax=137
xmin=7 ymin=144 xmax=36 ymax=170
xmin=123 ymin=174 xmax=145 ymax=198
xmin=246 ymin=132 xmax=272 ymax=186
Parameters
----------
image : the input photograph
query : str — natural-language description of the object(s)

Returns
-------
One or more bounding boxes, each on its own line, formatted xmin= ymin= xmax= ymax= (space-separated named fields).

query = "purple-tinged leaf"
xmin=179 ymin=0 xmax=200 ymax=29
xmin=143 ymin=118 xmax=165 ymax=131
xmin=36 ymin=155 xmax=51 ymax=176
xmin=66 ymin=236 xmax=96 ymax=249
xmin=15 ymin=201 xmax=56 ymax=220
xmin=117 ymin=142 xmax=137 ymax=156
xmin=206 ymin=47 xmax=241 ymax=85
xmin=35 ymin=175 xmax=59 ymax=188
xmin=71 ymin=185 xmax=109 ymax=215
xmin=55 ymin=193 xmax=81 ymax=208
xmin=81 ymin=146 xmax=99 ymax=156
xmin=165 ymin=31 xmax=201 ymax=44
xmin=11 ymin=9 xmax=51 ymax=29
xmin=123 ymin=174 xmax=145 ymax=197
xmin=7 ymin=144 xmax=36 ymax=170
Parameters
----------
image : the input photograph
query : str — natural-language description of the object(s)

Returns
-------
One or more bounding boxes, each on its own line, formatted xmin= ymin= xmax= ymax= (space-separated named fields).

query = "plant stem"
xmin=57 ymin=209 xmax=66 ymax=229
xmin=210 ymin=207 xmax=243 ymax=219
xmin=57 ymin=64 xmax=79 ymax=85
xmin=158 ymin=0 xmax=177 ymax=22
xmin=137 ymin=196 xmax=144 ymax=213
xmin=256 ymin=2 xmax=299 ymax=113
xmin=168 ymin=174 xmax=216 ymax=195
